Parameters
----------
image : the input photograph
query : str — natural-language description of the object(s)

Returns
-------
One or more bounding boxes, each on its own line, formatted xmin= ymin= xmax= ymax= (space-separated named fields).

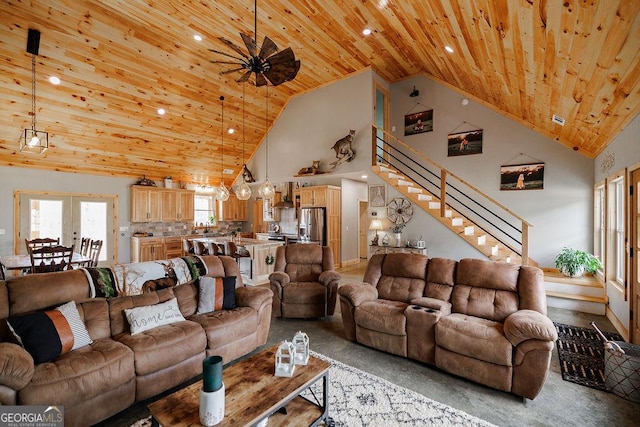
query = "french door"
xmin=631 ymin=168 xmax=640 ymax=344
xmin=16 ymin=191 xmax=116 ymax=266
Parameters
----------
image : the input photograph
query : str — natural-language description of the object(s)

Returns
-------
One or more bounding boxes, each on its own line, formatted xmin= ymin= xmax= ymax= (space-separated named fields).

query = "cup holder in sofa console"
xmin=410 ymin=305 xmax=437 ymax=313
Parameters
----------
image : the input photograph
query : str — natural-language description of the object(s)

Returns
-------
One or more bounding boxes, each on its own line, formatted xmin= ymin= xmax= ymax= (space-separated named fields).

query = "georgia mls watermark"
xmin=0 ymin=406 xmax=64 ymax=427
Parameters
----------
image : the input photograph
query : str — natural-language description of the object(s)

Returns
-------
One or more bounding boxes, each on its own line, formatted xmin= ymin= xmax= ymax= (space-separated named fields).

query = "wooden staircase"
xmin=373 ymin=164 xmax=532 ymax=265
xmin=543 ymin=269 xmax=607 ymax=315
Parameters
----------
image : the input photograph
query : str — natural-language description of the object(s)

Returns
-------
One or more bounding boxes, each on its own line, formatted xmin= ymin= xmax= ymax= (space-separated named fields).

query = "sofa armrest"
xmin=269 ymin=271 xmax=290 ymax=287
xmin=338 ymin=282 xmax=378 ymax=307
xmin=235 ymin=287 xmax=274 ymax=311
xmin=0 ymin=343 xmax=34 ymax=391
xmin=319 ymin=270 xmax=340 ymax=287
xmin=410 ymin=297 xmax=452 ymax=315
xmin=504 ymin=309 xmax=558 ymax=346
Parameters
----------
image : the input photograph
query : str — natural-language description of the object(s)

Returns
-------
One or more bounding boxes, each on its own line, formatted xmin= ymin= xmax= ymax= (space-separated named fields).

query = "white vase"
xmin=394 ymin=233 xmax=402 ymax=247
xmin=561 ymin=265 xmax=584 ymax=278
xmin=200 ymin=383 xmax=225 ymax=426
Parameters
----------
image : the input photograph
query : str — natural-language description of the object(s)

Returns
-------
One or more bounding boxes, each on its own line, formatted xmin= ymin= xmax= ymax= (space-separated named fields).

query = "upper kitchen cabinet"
xmin=299 ymin=186 xmax=334 ymax=207
xmin=161 ymin=190 xmax=194 ymax=222
xmin=131 ymin=186 xmax=162 ymax=222
xmin=218 ymin=194 xmax=248 ymax=221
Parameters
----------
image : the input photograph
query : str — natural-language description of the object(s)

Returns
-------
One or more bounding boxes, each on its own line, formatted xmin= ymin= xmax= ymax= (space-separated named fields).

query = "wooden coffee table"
xmin=148 ymin=344 xmax=330 ymax=426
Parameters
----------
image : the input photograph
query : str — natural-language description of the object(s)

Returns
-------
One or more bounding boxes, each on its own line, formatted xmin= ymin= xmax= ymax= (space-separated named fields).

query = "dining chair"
xmin=193 ymin=241 xmax=210 ymax=256
xmin=24 ymin=237 xmax=60 ymax=253
xmin=87 ymin=240 xmax=103 ymax=267
xmin=79 ymin=237 xmax=91 ymax=256
xmin=29 ymin=244 xmax=75 ymax=273
xmin=182 ymin=238 xmax=195 ymax=255
xmin=0 ymin=260 xmax=6 ymax=280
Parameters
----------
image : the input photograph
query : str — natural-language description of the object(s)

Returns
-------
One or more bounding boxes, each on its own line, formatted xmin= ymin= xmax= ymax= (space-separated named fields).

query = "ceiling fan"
xmin=210 ymin=0 xmax=300 ymax=86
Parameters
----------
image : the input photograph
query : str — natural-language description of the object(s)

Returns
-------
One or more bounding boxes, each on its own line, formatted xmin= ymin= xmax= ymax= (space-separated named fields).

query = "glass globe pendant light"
xmin=215 ymin=95 xmax=230 ymax=202
xmin=258 ymin=85 xmax=275 ymax=200
xmin=236 ymin=83 xmax=251 ymax=201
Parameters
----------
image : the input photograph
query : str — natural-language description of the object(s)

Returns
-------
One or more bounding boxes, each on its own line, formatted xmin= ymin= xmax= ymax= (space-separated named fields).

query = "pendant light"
xmin=215 ymin=95 xmax=230 ymax=202
xmin=21 ymin=29 xmax=48 ymax=154
xmin=235 ymin=83 xmax=251 ymax=201
xmin=258 ymin=85 xmax=275 ymax=200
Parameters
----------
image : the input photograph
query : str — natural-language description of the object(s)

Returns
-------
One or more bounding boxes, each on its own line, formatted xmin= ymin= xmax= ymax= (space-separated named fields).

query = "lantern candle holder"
xmin=275 ymin=340 xmax=296 ymax=377
xmin=292 ymin=331 xmax=309 ymax=365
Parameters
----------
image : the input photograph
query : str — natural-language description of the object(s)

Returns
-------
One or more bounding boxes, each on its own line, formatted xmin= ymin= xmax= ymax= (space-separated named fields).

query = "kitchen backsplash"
xmin=133 ymin=221 xmax=244 ymax=236
xmin=276 ymin=208 xmax=298 ymax=235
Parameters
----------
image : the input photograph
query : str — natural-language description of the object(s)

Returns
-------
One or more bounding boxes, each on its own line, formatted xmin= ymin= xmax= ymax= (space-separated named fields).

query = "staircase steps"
xmin=373 ymin=164 xmax=526 ymax=265
xmin=543 ymin=269 xmax=607 ymax=315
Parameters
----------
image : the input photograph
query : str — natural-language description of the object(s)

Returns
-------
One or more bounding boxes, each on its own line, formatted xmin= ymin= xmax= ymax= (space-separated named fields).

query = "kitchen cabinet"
xmin=218 ymin=194 xmax=248 ymax=221
xmin=131 ymin=186 xmax=162 ymax=222
xmin=161 ymin=190 xmax=194 ymax=222
xmin=251 ymin=242 xmax=282 ymax=284
xmin=131 ymin=237 xmax=164 ymax=262
xmin=298 ymin=185 xmax=341 ymax=266
xmin=299 ymin=187 xmax=326 ymax=207
xmin=163 ymin=236 xmax=183 ymax=259
xmin=253 ymin=200 xmax=267 ymax=233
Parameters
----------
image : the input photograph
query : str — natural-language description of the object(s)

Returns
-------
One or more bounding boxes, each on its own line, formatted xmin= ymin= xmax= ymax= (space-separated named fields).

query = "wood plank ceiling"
xmin=1 ymin=1 xmax=638 ymax=186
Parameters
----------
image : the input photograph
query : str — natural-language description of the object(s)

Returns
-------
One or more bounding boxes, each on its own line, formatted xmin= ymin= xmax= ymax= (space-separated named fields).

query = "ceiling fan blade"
xmin=221 ymin=66 xmax=247 ymax=75
xmin=259 ymin=36 xmax=279 ymax=60
xmin=217 ymin=37 xmax=249 ymax=59
xmin=255 ymin=72 xmax=268 ymax=87
xmin=240 ymin=33 xmax=258 ymax=58
xmin=264 ymin=48 xmax=300 ymax=86
xmin=236 ymin=70 xmax=253 ymax=83
xmin=210 ymin=60 xmax=245 ymax=65
xmin=209 ymin=48 xmax=247 ymax=63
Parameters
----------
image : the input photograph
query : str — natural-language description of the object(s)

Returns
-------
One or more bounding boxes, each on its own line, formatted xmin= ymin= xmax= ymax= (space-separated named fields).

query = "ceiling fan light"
xmin=236 ymin=180 xmax=251 ymax=200
xmin=258 ymin=177 xmax=275 ymax=200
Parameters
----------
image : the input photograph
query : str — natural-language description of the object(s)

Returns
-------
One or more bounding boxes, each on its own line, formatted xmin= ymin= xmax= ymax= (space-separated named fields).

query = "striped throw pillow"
xmin=197 ymin=276 xmax=237 ymax=314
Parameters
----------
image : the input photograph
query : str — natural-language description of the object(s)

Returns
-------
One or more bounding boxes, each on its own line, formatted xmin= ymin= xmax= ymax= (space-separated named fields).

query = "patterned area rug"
xmin=131 ymin=351 xmax=494 ymax=427
xmin=555 ymin=322 xmax=624 ymax=391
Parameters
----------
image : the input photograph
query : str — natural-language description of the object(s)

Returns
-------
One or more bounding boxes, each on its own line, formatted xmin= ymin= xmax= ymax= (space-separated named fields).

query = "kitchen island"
xmin=194 ymin=237 xmax=284 ymax=285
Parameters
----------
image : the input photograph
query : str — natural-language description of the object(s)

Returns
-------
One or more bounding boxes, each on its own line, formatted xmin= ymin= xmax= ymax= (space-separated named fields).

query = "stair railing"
xmin=371 ymin=125 xmax=532 ymax=265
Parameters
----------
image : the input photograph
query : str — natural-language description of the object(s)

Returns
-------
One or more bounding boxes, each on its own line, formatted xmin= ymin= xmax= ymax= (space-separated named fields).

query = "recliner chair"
xmin=269 ymin=244 xmax=340 ymax=318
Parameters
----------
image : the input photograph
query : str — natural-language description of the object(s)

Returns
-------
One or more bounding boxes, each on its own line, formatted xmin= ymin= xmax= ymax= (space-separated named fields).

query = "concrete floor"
xmin=100 ymin=261 xmax=639 ymax=426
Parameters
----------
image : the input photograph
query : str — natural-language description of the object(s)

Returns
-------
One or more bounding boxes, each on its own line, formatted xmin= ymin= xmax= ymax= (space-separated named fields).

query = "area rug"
xmin=555 ymin=322 xmax=624 ymax=391
xmin=131 ymin=351 xmax=494 ymax=427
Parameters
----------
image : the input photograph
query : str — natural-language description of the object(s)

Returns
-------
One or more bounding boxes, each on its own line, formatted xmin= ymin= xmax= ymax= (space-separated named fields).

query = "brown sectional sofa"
xmin=338 ymin=253 xmax=557 ymax=400
xmin=0 ymin=255 xmax=273 ymax=426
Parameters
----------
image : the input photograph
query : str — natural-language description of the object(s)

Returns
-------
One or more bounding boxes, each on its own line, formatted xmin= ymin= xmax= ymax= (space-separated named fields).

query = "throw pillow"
xmin=197 ymin=276 xmax=237 ymax=314
xmin=124 ymin=297 xmax=186 ymax=335
xmin=7 ymin=301 xmax=93 ymax=364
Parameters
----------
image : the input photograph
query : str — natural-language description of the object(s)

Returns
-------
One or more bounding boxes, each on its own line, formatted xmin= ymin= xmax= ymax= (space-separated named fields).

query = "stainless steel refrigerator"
xmin=298 ymin=207 xmax=326 ymax=245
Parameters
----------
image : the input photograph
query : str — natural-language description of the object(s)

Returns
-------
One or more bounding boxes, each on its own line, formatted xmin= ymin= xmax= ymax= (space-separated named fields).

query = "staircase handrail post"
xmin=371 ymin=125 xmax=378 ymax=167
xmin=440 ymin=170 xmax=447 ymax=218
xmin=521 ymin=223 xmax=529 ymax=265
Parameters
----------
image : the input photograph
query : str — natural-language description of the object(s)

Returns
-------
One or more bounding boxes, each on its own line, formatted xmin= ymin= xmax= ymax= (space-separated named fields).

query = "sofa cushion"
xmin=436 ymin=313 xmax=512 ymax=366
xmin=197 ymin=276 xmax=236 ymax=314
xmin=282 ymin=282 xmax=326 ymax=304
xmin=7 ymin=301 xmax=93 ymax=364
xmin=355 ymin=300 xmax=407 ymax=336
xmin=18 ymin=338 xmax=135 ymax=407
xmin=189 ymin=307 xmax=258 ymax=351
xmin=424 ymin=257 xmax=456 ymax=301
xmin=114 ymin=320 xmax=206 ymax=376
xmin=124 ymin=298 xmax=186 ymax=335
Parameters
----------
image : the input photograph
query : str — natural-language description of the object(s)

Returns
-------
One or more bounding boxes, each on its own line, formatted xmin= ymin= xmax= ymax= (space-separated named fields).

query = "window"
xmin=594 ymin=183 xmax=605 ymax=273
xmin=605 ymin=172 xmax=626 ymax=290
xmin=613 ymin=177 xmax=625 ymax=284
xmin=194 ymin=194 xmax=216 ymax=227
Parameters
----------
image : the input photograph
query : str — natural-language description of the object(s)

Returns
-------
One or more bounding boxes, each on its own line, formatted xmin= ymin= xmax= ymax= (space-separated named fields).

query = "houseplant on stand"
xmin=554 ymin=247 xmax=603 ymax=277
xmin=391 ymin=223 xmax=406 ymax=247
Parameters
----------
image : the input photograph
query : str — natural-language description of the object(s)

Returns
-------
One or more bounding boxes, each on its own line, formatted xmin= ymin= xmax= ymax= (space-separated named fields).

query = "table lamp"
xmin=369 ymin=219 xmax=383 ymax=245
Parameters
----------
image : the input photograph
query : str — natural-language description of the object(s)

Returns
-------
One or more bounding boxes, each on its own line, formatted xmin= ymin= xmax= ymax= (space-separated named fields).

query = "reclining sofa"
xmin=0 ymin=255 xmax=273 ymax=426
xmin=338 ymin=253 xmax=557 ymax=400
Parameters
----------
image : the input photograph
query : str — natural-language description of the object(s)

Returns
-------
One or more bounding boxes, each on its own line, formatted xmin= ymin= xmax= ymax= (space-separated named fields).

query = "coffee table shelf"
xmin=148 ymin=345 xmax=329 ymax=426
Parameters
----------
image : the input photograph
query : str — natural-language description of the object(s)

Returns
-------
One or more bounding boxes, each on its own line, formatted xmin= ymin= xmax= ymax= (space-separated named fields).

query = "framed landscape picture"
xmin=447 ymin=130 xmax=483 ymax=156
xmin=500 ymin=163 xmax=545 ymax=191
xmin=369 ymin=184 xmax=386 ymax=207
xmin=404 ymin=109 xmax=433 ymax=135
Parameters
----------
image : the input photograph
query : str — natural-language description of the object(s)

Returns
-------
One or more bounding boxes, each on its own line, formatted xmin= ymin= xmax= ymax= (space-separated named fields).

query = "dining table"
xmin=0 ymin=252 xmax=92 ymax=272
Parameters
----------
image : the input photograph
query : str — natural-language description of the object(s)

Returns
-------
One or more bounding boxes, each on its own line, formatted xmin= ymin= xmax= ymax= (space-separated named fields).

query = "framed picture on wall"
xmin=500 ymin=163 xmax=545 ymax=191
xmin=447 ymin=130 xmax=483 ymax=156
xmin=404 ymin=110 xmax=433 ymax=135
xmin=369 ymin=184 xmax=386 ymax=207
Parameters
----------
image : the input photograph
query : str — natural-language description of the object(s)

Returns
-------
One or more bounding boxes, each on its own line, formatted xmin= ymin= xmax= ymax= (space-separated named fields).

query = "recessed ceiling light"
xmin=362 ymin=28 xmax=372 ymax=36
xmin=193 ymin=34 xmax=203 ymax=41
xmin=49 ymin=76 xmax=61 ymax=85
xmin=445 ymin=46 xmax=454 ymax=53
xmin=157 ymin=108 xmax=166 ymax=115
xmin=228 ymin=128 xmax=235 ymax=134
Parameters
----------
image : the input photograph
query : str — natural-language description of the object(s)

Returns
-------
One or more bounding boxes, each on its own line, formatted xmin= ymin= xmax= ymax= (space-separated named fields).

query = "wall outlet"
xmin=0 ymin=229 xmax=5 ymax=235
xmin=119 ymin=226 xmax=128 ymax=232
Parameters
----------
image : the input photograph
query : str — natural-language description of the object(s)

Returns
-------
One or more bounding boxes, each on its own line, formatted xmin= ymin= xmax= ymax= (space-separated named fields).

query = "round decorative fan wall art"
xmin=387 ymin=198 xmax=413 ymax=224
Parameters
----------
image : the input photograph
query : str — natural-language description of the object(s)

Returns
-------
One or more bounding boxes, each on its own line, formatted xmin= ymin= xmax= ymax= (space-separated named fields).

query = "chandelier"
xmin=215 ymin=95 xmax=230 ymax=202
xmin=20 ymin=29 xmax=48 ymax=154
xmin=235 ymin=84 xmax=251 ymax=201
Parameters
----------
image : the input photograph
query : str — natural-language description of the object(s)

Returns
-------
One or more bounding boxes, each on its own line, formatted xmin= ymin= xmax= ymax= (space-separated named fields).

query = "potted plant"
xmin=391 ymin=223 xmax=406 ymax=247
xmin=554 ymin=247 xmax=603 ymax=277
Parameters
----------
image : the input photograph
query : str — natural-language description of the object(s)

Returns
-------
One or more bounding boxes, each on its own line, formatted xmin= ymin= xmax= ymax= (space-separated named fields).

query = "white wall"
xmin=341 ymin=178 xmax=368 ymax=263
xmin=594 ymin=113 xmax=640 ymax=333
xmin=0 ymin=166 xmax=133 ymax=262
xmin=388 ymin=75 xmax=595 ymax=267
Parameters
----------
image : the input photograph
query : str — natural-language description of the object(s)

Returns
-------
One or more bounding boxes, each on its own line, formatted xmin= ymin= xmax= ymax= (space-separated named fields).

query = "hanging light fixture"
xmin=258 ymin=85 xmax=275 ymax=200
xmin=21 ymin=29 xmax=48 ymax=154
xmin=236 ymin=83 xmax=251 ymax=201
xmin=215 ymin=95 xmax=230 ymax=202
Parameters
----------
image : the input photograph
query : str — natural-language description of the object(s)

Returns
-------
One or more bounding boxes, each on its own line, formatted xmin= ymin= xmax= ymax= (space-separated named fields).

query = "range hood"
xmin=274 ymin=182 xmax=294 ymax=208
